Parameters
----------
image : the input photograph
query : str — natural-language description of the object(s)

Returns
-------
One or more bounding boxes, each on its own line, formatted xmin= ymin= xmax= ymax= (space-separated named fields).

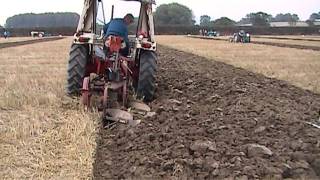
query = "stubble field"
xmin=0 ymin=38 xmax=98 ymax=179
xmin=157 ymin=35 xmax=320 ymax=93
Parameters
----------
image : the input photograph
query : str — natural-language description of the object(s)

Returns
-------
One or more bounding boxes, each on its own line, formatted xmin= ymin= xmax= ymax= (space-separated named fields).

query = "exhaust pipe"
xmin=111 ymin=5 xmax=114 ymax=20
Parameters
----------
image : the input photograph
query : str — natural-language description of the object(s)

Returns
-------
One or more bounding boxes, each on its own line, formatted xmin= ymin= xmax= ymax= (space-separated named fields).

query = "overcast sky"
xmin=0 ymin=0 xmax=319 ymax=26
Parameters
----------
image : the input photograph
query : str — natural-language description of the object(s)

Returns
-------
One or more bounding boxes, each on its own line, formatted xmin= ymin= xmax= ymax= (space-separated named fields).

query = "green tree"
xmin=0 ymin=25 xmax=4 ymax=35
xmin=154 ymin=3 xmax=195 ymax=25
xmin=307 ymin=12 xmax=320 ymax=26
xmin=212 ymin=17 xmax=235 ymax=27
xmin=240 ymin=12 xmax=272 ymax=26
xmin=5 ymin=12 xmax=80 ymax=28
xmin=273 ymin=13 xmax=299 ymax=22
xmin=309 ymin=12 xmax=320 ymax=21
xmin=272 ymin=13 xmax=299 ymax=26
xmin=200 ymin=15 xmax=211 ymax=26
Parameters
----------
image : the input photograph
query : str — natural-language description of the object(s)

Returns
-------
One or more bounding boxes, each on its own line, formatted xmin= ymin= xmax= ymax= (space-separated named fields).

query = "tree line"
xmin=5 ymin=12 xmax=80 ymax=28
xmin=3 ymin=3 xmax=319 ymax=29
xmin=155 ymin=3 xmax=320 ymax=27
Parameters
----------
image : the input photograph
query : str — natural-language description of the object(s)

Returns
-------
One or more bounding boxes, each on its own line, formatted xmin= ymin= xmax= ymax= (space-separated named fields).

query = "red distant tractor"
xmin=67 ymin=0 xmax=157 ymax=125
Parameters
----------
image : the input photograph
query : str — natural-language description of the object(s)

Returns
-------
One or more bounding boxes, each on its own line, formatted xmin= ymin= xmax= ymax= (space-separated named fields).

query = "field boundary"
xmin=0 ymin=37 xmax=66 ymax=49
xmin=187 ymin=35 xmax=320 ymax=51
xmin=252 ymin=41 xmax=320 ymax=51
xmin=253 ymin=36 xmax=320 ymax=42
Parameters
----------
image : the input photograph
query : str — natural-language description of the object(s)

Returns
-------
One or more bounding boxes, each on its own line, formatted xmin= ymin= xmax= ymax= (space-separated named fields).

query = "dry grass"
xmin=156 ymin=35 xmax=320 ymax=93
xmin=190 ymin=35 xmax=320 ymax=47
xmin=0 ymin=38 xmax=98 ymax=179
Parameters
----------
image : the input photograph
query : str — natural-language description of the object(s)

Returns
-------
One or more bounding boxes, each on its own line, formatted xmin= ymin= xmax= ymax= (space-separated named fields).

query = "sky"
xmin=0 ymin=0 xmax=319 ymax=26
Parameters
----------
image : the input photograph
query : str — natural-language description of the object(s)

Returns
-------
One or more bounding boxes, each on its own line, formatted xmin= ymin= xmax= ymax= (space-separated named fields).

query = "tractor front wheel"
xmin=136 ymin=51 xmax=157 ymax=102
xmin=67 ymin=44 xmax=89 ymax=96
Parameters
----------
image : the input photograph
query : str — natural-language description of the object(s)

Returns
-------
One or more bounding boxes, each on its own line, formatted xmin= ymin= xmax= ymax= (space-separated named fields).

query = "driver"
xmin=103 ymin=13 xmax=135 ymax=56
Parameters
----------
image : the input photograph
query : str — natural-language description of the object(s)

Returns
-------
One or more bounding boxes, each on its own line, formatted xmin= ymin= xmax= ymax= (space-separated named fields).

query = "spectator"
xmin=3 ymin=31 xmax=8 ymax=39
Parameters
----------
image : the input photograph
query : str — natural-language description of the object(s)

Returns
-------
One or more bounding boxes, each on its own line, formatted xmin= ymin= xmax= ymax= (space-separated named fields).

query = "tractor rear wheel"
xmin=136 ymin=51 xmax=157 ymax=102
xmin=67 ymin=44 xmax=89 ymax=95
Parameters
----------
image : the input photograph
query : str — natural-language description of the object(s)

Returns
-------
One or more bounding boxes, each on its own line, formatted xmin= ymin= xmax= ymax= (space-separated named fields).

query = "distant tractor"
xmin=31 ymin=31 xmax=45 ymax=37
xmin=207 ymin=30 xmax=219 ymax=37
xmin=230 ymin=30 xmax=250 ymax=43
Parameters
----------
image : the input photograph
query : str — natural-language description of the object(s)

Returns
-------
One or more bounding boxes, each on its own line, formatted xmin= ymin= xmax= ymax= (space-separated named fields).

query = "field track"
xmin=0 ymin=37 xmax=65 ymax=49
xmin=93 ymin=45 xmax=320 ymax=179
xmin=188 ymin=35 xmax=320 ymax=51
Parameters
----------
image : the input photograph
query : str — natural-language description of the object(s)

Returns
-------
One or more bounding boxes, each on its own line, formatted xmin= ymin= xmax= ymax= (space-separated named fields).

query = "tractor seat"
xmin=105 ymin=35 xmax=126 ymax=53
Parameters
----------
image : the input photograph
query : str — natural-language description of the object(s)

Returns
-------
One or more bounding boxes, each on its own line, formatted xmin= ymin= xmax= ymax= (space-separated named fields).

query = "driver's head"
xmin=124 ymin=13 xmax=134 ymax=25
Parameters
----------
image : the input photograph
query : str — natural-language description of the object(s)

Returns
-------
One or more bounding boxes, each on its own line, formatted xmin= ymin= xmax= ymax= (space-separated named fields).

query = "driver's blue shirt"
xmin=103 ymin=18 xmax=129 ymax=44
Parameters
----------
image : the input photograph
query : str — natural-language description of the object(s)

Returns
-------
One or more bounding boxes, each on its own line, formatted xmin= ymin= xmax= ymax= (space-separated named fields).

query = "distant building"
xmin=235 ymin=23 xmax=253 ymax=27
xmin=313 ymin=19 xmax=320 ymax=26
xmin=269 ymin=21 xmax=309 ymax=27
xmin=236 ymin=21 xmax=313 ymax=27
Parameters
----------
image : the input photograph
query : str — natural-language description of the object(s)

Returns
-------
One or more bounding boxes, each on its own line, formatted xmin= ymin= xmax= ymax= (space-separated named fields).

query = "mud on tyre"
xmin=67 ymin=44 xmax=89 ymax=95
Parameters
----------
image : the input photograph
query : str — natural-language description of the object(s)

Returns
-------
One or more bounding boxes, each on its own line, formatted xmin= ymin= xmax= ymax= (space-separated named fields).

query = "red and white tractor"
xmin=66 ymin=0 xmax=157 ymax=125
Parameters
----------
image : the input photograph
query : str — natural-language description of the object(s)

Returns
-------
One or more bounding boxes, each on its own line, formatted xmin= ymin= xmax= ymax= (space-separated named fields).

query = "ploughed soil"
xmin=93 ymin=45 xmax=320 ymax=179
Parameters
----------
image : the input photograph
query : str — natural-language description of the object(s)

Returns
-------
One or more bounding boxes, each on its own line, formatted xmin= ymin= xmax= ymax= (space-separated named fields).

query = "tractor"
xmin=230 ymin=30 xmax=251 ymax=43
xmin=66 ymin=0 xmax=157 ymax=125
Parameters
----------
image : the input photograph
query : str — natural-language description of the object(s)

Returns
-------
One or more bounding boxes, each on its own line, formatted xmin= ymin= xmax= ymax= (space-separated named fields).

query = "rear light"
xmin=138 ymin=31 xmax=148 ymax=38
xmin=79 ymin=37 xmax=90 ymax=42
xmin=142 ymin=43 xmax=152 ymax=49
xmin=138 ymin=35 xmax=144 ymax=40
